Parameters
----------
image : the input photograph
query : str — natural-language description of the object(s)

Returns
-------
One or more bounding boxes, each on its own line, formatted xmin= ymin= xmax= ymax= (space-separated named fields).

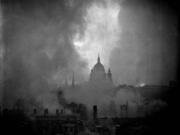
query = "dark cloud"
xmin=1 ymin=0 xmax=90 ymax=107
xmin=0 ymin=0 xmax=178 ymax=109
xmin=110 ymin=0 xmax=178 ymax=85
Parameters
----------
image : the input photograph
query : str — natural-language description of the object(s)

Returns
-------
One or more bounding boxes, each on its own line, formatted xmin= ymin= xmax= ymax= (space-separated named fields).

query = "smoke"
xmin=73 ymin=0 xmax=121 ymax=70
xmin=1 ymin=0 xmax=89 ymax=109
xmin=110 ymin=0 xmax=178 ymax=85
xmin=0 ymin=0 xmax=178 ymax=116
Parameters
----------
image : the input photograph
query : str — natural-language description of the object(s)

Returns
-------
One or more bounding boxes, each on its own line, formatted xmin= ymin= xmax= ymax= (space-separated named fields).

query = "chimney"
xmin=44 ymin=108 xmax=48 ymax=116
xmin=93 ymin=105 xmax=97 ymax=121
xmin=33 ymin=108 xmax=37 ymax=115
xmin=56 ymin=109 xmax=59 ymax=116
xmin=61 ymin=109 xmax=64 ymax=114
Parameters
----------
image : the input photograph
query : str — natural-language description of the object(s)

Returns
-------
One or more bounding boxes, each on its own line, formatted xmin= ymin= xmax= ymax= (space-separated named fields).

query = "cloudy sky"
xmin=0 ymin=0 xmax=178 ymax=107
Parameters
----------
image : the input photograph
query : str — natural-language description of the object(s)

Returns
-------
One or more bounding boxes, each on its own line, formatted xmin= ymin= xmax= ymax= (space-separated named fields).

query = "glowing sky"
xmin=73 ymin=0 xmax=121 ymax=70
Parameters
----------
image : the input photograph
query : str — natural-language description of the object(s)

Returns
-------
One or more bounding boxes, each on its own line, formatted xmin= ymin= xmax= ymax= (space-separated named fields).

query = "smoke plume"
xmin=0 ymin=0 xmax=178 ymax=116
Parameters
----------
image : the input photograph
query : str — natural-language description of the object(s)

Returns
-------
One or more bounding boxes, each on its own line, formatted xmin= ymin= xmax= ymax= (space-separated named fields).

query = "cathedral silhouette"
xmin=63 ymin=54 xmax=114 ymax=90
xmin=89 ymin=55 xmax=113 ymax=86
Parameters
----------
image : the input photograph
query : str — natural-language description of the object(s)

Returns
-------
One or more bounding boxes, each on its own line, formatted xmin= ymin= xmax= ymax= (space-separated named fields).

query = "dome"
xmin=90 ymin=55 xmax=106 ymax=81
xmin=89 ymin=54 xmax=113 ymax=86
xmin=92 ymin=54 xmax=105 ymax=73
xmin=93 ymin=62 xmax=105 ymax=72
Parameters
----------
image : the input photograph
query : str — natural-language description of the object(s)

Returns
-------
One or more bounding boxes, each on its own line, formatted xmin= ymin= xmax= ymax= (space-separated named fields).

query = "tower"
xmin=93 ymin=105 xmax=98 ymax=121
xmin=107 ymin=68 xmax=112 ymax=81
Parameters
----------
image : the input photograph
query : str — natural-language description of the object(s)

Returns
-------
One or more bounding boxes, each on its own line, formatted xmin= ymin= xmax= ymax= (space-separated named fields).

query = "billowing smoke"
xmin=0 ymin=0 xmax=178 ymax=116
xmin=73 ymin=0 xmax=121 ymax=70
xmin=1 ymin=0 xmax=89 ymax=110
xmin=110 ymin=0 xmax=178 ymax=85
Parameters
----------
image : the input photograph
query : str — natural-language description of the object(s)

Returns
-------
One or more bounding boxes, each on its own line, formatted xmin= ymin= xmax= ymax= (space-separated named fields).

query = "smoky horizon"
xmin=0 ymin=0 xmax=179 ymax=117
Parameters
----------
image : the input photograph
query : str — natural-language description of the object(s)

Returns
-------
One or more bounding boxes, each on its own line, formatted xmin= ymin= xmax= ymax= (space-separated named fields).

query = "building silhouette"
xmin=63 ymin=54 xmax=114 ymax=90
xmin=89 ymin=55 xmax=113 ymax=86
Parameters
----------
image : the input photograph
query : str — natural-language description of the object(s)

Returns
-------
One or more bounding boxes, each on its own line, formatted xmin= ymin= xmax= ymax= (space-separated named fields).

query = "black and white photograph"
xmin=0 ymin=0 xmax=179 ymax=135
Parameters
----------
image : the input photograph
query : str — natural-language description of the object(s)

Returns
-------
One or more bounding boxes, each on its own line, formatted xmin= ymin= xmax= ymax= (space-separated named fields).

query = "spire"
xmin=107 ymin=68 xmax=112 ymax=81
xmin=72 ymin=71 xmax=75 ymax=87
xmin=97 ymin=53 xmax=101 ymax=63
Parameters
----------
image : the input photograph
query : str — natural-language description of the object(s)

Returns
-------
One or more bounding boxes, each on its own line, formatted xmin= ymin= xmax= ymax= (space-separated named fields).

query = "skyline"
xmin=0 ymin=0 xmax=178 ymax=86
xmin=0 ymin=0 xmax=179 ymax=109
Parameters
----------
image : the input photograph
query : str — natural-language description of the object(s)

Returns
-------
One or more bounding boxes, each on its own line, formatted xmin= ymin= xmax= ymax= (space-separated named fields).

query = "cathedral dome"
xmin=90 ymin=55 xmax=106 ymax=81
xmin=93 ymin=62 xmax=105 ymax=72
xmin=89 ymin=54 xmax=113 ymax=86
xmin=92 ymin=55 xmax=105 ymax=73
